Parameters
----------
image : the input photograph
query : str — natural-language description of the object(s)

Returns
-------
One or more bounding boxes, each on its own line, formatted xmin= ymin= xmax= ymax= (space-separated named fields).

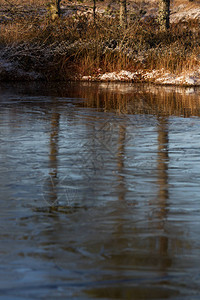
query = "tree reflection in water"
xmin=1 ymin=83 xmax=200 ymax=299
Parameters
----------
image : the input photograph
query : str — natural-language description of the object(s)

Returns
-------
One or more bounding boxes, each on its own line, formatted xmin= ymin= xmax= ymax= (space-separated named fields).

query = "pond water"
xmin=1 ymin=82 xmax=200 ymax=299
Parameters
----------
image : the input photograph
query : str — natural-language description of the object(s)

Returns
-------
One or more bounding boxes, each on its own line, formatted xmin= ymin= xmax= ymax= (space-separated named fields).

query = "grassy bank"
xmin=0 ymin=0 xmax=200 ymax=82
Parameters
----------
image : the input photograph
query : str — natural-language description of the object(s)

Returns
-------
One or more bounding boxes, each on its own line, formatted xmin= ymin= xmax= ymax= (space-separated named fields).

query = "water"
xmin=1 ymin=82 xmax=200 ymax=299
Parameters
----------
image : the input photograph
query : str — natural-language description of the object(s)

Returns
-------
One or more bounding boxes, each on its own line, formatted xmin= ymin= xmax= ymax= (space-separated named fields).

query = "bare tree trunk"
xmin=57 ymin=0 xmax=61 ymax=17
xmin=158 ymin=0 xmax=170 ymax=31
xmin=119 ymin=0 xmax=127 ymax=28
xmin=93 ymin=0 xmax=96 ymax=23
xmin=48 ymin=0 xmax=62 ymax=21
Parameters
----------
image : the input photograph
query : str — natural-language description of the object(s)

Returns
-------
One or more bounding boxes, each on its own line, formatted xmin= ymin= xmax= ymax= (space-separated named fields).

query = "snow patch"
xmin=80 ymin=69 xmax=200 ymax=86
xmin=171 ymin=8 xmax=200 ymax=22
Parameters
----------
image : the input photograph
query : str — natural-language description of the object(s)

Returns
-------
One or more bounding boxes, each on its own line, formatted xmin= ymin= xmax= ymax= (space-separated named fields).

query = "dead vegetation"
xmin=0 ymin=0 xmax=200 ymax=81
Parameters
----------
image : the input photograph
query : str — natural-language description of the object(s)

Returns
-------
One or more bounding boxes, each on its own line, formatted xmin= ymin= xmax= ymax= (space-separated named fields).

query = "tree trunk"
xmin=158 ymin=0 xmax=170 ymax=31
xmin=119 ymin=0 xmax=127 ymax=28
xmin=57 ymin=0 xmax=61 ymax=17
xmin=48 ymin=0 xmax=62 ymax=21
xmin=93 ymin=0 xmax=96 ymax=23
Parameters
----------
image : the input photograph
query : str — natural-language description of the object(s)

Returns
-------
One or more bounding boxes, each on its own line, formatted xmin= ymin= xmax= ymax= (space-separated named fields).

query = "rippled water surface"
xmin=1 ymin=82 xmax=200 ymax=299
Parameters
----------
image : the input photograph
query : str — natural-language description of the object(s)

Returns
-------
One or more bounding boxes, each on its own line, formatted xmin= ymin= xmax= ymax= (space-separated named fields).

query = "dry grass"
xmin=0 ymin=0 xmax=200 ymax=81
xmin=0 ymin=0 xmax=46 ymax=5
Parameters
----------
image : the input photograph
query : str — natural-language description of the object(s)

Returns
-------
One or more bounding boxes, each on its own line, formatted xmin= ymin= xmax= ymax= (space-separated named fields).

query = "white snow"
xmin=171 ymin=7 xmax=200 ymax=23
xmin=80 ymin=68 xmax=200 ymax=86
xmin=98 ymin=70 xmax=137 ymax=81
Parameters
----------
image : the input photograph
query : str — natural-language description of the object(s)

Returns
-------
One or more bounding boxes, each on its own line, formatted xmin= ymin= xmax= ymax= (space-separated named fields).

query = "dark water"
xmin=1 ymin=82 xmax=200 ymax=299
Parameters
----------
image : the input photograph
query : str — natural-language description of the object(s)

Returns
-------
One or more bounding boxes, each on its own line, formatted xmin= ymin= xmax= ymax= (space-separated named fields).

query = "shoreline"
xmin=79 ymin=69 xmax=200 ymax=87
xmin=1 ymin=61 xmax=200 ymax=87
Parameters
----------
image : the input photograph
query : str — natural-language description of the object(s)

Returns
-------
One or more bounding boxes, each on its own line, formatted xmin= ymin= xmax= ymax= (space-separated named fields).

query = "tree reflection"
xmin=116 ymin=96 xmax=127 ymax=202
xmin=47 ymin=107 xmax=60 ymax=206
xmin=157 ymin=117 xmax=169 ymax=211
xmin=117 ymin=124 xmax=126 ymax=201
xmin=157 ymin=116 xmax=170 ymax=270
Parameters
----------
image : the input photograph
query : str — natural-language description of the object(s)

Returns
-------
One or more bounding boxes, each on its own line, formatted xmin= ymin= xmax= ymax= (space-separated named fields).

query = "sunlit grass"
xmin=0 ymin=0 xmax=200 ymax=80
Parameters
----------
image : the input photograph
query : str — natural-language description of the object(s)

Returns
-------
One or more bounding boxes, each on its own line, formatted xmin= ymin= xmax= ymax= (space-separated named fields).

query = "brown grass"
xmin=0 ymin=0 xmax=46 ymax=5
xmin=0 ymin=0 xmax=200 ymax=81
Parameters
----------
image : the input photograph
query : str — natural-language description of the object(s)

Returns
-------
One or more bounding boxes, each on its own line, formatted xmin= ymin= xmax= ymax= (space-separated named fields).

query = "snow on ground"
xmin=171 ymin=7 xmax=200 ymax=23
xmin=80 ymin=69 xmax=200 ymax=87
xmin=154 ymin=70 xmax=200 ymax=86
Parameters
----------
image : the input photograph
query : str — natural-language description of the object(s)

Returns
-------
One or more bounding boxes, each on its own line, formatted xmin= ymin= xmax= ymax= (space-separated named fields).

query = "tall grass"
xmin=0 ymin=1 xmax=200 ymax=81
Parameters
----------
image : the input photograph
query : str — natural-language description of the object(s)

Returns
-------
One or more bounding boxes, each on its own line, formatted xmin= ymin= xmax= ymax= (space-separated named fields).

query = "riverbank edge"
xmin=1 ymin=63 xmax=200 ymax=87
xmin=78 ymin=69 xmax=200 ymax=87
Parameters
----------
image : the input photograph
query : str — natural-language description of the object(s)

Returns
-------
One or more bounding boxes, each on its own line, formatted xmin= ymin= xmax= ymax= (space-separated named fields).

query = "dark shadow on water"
xmin=85 ymin=285 xmax=179 ymax=299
